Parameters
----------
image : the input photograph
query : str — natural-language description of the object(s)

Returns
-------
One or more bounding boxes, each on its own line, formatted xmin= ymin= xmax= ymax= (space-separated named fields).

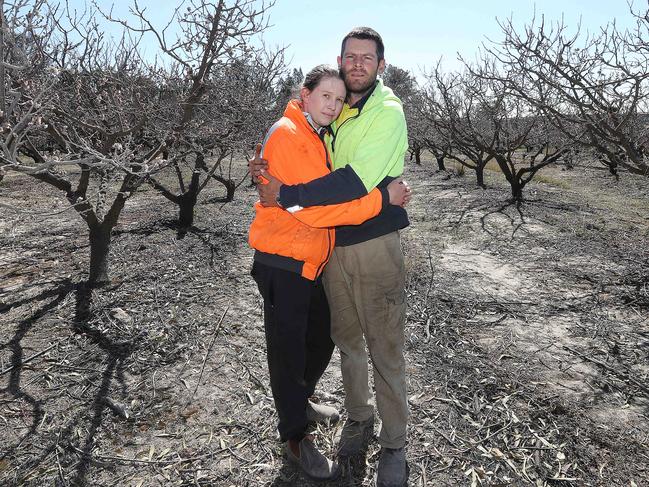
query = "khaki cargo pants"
xmin=323 ymin=231 xmax=408 ymax=449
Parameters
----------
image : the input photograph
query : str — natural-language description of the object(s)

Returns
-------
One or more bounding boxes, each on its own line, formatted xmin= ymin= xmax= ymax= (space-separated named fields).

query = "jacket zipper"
xmin=315 ymin=228 xmax=333 ymax=279
xmin=330 ymin=111 xmax=360 ymax=153
xmin=316 ymin=128 xmax=332 ymax=170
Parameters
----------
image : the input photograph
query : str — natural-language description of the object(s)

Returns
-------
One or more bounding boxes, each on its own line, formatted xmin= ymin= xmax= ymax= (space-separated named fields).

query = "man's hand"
xmin=258 ymin=170 xmax=283 ymax=207
xmin=248 ymin=143 xmax=268 ymax=184
xmin=387 ymin=178 xmax=412 ymax=207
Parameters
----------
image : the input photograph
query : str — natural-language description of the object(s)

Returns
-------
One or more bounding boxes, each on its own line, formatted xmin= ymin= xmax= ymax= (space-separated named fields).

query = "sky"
xmin=68 ymin=0 xmax=640 ymax=79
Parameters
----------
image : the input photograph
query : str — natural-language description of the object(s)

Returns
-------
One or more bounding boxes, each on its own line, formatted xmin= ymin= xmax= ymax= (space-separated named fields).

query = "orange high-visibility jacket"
xmin=248 ymin=100 xmax=388 ymax=281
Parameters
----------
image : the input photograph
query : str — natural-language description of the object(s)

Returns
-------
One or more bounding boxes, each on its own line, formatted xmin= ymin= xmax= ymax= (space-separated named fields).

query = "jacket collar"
xmin=303 ymin=111 xmax=327 ymax=137
xmin=283 ymin=99 xmax=326 ymax=137
xmin=348 ymin=80 xmax=379 ymax=113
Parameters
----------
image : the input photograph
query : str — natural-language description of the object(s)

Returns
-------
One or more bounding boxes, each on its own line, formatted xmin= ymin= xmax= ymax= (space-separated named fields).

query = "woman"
xmin=248 ymin=65 xmax=409 ymax=481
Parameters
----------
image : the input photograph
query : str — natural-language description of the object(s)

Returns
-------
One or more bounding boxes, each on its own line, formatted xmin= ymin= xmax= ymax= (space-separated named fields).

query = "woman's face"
xmin=301 ymin=76 xmax=346 ymax=129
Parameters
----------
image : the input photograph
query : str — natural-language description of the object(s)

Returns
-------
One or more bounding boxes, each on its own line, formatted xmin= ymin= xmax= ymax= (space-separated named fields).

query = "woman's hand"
xmin=387 ymin=178 xmax=412 ymax=207
xmin=248 ymin=143 xmax=268 ymax=183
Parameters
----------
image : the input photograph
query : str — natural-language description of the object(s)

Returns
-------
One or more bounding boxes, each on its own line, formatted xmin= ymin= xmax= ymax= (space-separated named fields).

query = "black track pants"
xmin=251 ymin=261 xmax=334 ymax=442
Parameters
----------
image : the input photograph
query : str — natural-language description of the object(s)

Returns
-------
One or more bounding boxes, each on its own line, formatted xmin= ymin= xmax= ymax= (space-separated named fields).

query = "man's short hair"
xmin=340 ymin=27 xmax=385 ymax=61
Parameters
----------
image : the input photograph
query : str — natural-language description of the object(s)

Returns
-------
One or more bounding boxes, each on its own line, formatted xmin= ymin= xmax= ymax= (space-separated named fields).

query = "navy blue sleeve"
xmin=279 ymin=165 xmax=367 ymax=208
xmin=379 ymin=186 xmax=390 ymax=210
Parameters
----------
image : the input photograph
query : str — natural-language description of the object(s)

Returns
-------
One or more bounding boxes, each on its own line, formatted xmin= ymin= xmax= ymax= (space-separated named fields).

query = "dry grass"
xmin=531 ymin=173 xmax=572 ymax=189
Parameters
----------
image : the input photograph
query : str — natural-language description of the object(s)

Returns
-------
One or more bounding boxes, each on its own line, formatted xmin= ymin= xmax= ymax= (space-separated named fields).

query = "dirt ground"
xmin=1 ymin=156 xmax=648 ymax=486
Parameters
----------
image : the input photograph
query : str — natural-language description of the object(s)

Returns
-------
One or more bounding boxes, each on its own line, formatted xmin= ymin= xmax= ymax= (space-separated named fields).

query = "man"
xmin=252 ymin=27 xmax=410 ymax=487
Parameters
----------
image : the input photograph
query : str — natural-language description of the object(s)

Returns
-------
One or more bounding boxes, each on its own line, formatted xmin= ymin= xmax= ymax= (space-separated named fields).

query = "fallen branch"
xmin=564 ymin=346 xmax=649 ymax=394
xmin=192 ymin=305 xmax=229 ymax=398
xmin=0 ymin=343 xmax=58 ymax=375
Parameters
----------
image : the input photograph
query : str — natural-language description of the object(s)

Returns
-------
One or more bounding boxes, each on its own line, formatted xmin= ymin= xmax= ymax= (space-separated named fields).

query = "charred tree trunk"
xmin=412 ymin=146 xmax=422 ymax=165
xmin=597 ymin=152 xmax=620 ymax=179
xmin=407 ymin=145 xmax=420 ymax=164
xmin=601 ymin=157 xmax=620 ymax=179
xmin=475 ymin=163 xmax=486 ymax=188
xmin=86 ymin=173 xmax=141 ymax=286
xmin=510 ymin=178 xmax=524 ymax=201
xmin=88 ymin=223 xmax=112 ymax=287
xmin=608 ymin=157 xmax=619 ymax=180
xmin=436 ymin=156 xmax=446 ymax=171
xmin=177 ymin=158 xmax=202 ymax=237
xmin=177 ymin=186 xmax=198 ymax=233
xmin=493 ymin=155 xmax=518 ymax=199
xmin=493 ymin=155 xmax=525 ymax=201
xmin=224 ymin=179 xmax=235 ymax=202
xmin=209 ymin=174 xmax=236 ymax=202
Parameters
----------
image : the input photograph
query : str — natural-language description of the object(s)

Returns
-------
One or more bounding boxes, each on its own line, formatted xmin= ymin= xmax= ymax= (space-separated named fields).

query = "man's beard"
xmin=341 ymin=67 xmax=378 ymax=95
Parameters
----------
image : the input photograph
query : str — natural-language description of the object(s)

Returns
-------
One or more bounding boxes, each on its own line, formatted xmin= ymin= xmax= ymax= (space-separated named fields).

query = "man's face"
xmin=338 ymin=38 xmax=385 ymax=96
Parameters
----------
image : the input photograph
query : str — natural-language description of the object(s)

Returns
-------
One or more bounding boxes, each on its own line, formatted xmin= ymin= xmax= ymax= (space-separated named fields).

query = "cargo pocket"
xmin=384 ymin=287 xmax=406 ymax=334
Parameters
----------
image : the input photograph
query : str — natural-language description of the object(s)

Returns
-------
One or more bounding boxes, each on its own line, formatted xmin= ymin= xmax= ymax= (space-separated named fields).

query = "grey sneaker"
xmin=306 ymin=400 xmax=340 ymax=425
xmin=376 ymin=447 xmax=409 ymax=487
xmin=337 ymin=415 xmax=374 ymax=457
xmin=285 ymin=436 xmax=341 ymax=481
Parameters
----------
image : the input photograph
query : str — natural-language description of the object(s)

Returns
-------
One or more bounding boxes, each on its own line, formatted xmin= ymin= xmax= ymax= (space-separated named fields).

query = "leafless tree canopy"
xmin=380 ymin=7 xmax=649 ymax=201
xmin=1 ymin=0 xmax=286 ymax=283
xmin=486 ymin=14 xmax=649 ymax=178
